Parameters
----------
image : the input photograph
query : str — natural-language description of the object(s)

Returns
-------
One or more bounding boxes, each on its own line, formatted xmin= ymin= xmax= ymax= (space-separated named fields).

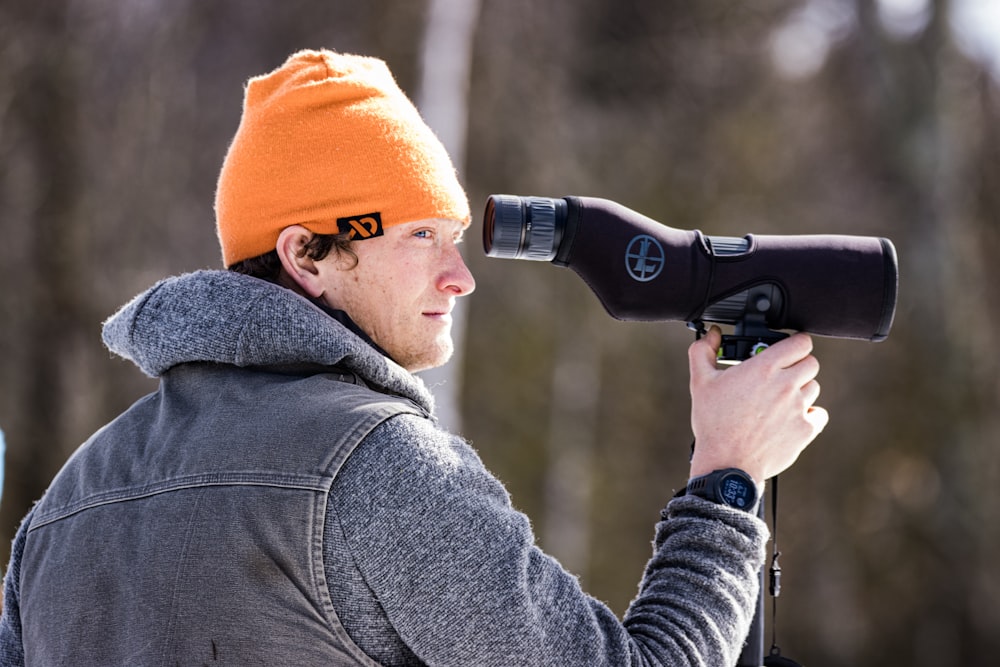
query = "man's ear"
xmin=276 ymin=225 xmax=325 ymax=298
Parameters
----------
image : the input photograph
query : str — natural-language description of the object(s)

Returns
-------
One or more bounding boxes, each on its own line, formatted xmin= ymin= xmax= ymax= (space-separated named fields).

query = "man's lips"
xmin=423 ymin=302 xmax=454 ymax=317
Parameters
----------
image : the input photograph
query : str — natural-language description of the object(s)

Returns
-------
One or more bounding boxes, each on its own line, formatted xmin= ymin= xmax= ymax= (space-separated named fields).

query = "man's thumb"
xmin=688 ymin=326 xmax=722 ymax=376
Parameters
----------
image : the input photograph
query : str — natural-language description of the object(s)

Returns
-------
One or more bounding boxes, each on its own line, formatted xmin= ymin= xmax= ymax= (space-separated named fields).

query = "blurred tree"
xmin=415 ymin=0 xmax=482 ymax=434
xmin=0 ymin=0 xmax=107 ymax=562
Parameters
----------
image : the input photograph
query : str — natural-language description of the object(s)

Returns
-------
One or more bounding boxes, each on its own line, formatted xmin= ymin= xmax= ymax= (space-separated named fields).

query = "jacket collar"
xmin=101 ymin=270 xmax=435 ymax=413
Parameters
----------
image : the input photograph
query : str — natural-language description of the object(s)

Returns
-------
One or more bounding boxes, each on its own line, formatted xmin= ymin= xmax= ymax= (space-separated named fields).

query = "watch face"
xmin=719 ymin=473 xmax=755 ymax=509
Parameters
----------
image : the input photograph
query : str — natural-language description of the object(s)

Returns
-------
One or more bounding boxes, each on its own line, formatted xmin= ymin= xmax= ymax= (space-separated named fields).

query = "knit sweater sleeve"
xmin=327 ymin=413 xmax=767 ymax=667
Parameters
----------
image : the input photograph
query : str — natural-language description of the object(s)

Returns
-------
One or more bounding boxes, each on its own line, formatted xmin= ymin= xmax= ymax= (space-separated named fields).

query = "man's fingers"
xmin=802 ymin=378 xmax=822 ymax=408
xmin=755 ymin=332 xmax=814 ymax=369
xmin=688 ymin=326 xmax=723 ymax=377
xmin=790 ymin=354 xmax=821 ymax=390
xmin=807 ymin=405 xmax=830 ymax=434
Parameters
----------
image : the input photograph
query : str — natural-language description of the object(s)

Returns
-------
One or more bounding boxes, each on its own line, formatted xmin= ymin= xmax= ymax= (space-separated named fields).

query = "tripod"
xmin=737 ymin=480 xmax=801 ymax=667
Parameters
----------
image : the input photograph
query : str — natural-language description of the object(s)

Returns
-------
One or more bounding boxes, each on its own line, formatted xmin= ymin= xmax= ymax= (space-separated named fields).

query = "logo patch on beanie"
xmin=337 ymin=212 xmax=384 ymax=240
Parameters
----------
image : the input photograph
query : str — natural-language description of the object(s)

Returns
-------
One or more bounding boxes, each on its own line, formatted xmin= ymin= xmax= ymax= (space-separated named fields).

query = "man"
xmin=0 ymin=49 xmax=826 ymax=666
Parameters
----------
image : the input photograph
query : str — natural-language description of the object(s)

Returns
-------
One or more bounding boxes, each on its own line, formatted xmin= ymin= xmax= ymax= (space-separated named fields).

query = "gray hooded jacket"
xmin=0 ymin=270 xmax=767 ymax=666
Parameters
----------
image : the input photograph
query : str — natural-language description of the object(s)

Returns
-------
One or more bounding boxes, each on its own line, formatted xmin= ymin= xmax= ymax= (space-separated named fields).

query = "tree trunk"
xmin=415 ymin=0 xmax=482 ymax=433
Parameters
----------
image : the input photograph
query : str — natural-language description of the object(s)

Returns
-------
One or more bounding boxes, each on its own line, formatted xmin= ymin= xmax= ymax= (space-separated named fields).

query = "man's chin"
xmin=403 ymin=340 xmax=454 ymax=374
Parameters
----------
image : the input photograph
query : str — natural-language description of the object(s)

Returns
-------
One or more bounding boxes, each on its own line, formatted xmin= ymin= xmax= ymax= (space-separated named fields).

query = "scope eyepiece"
xmin=484 ymin=195 xmax=567 ymax=261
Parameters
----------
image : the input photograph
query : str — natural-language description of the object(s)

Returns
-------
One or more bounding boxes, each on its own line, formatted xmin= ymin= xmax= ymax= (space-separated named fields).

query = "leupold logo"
xmin=625 ymin=234 xmax=665 ymax=282
xmin=336 ymin=212 xmax=384 ymax=240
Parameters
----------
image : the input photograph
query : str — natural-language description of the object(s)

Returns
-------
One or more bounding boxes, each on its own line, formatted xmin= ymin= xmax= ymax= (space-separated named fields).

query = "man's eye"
xmin=414 ymin=229 xmax=433 ymax=239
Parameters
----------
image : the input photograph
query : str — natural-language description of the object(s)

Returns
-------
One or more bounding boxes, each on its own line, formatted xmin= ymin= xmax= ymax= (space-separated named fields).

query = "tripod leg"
xmin=737 ymin=494 xmax=766 ymax=666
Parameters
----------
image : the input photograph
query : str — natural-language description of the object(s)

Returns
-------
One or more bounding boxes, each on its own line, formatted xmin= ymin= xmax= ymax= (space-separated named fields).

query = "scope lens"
xmin=483 ymin=195 xmax=565 ymax=261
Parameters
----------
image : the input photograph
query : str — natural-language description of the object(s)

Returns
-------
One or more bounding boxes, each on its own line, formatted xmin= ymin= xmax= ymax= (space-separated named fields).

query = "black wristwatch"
xmin=686 ymin=468 xmax=758 ymax=512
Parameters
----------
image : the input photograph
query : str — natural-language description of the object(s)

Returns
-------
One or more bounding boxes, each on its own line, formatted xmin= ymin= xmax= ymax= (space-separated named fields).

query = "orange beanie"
xmin=215 ymin=49 xmax=471 ymax=267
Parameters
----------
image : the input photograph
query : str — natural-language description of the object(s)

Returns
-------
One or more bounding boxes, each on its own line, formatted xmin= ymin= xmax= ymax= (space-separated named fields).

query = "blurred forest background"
xmin=1 ymin=0 xmax=999 ymax=664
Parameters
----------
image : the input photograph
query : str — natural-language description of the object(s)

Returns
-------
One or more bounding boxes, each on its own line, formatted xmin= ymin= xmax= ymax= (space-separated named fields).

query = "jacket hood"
xmin=102 ymin=270 xmax=435 ymax=413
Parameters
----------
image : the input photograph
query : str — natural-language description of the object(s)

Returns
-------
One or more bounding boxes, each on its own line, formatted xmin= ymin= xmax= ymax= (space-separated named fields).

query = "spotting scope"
xmin=483 ymin=195 xmax=898 ymax=361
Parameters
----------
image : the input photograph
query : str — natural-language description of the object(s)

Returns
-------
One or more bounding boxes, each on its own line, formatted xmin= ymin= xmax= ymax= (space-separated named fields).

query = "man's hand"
xmin=688 ymin=326 xmax=829 ymax=486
